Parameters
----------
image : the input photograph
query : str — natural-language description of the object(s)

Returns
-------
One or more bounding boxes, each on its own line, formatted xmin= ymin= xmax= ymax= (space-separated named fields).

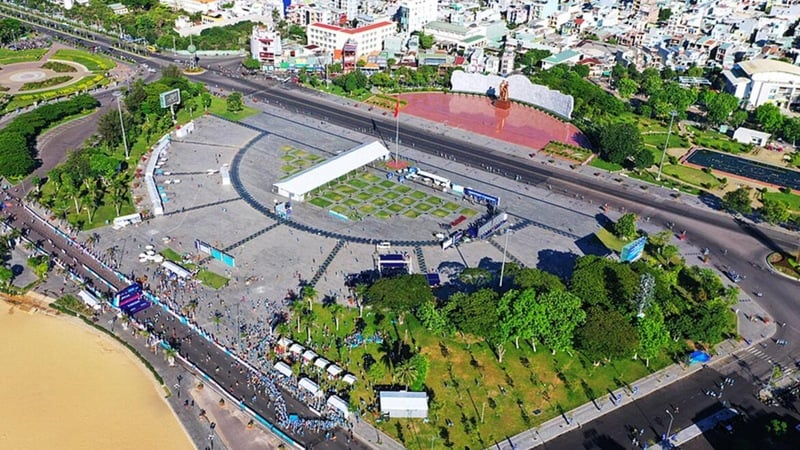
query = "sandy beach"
xmin=0 ymin=300 xmax=194 ymax=450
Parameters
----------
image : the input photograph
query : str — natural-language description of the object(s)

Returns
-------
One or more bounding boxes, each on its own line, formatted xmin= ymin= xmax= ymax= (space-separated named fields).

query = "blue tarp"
xmin=688 ymin=350 xmax=711 ymax=365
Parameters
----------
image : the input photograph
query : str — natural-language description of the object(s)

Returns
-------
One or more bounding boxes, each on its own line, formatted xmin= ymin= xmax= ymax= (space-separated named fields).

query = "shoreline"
xmin=0 ymin=293 xmax=196 ymax=450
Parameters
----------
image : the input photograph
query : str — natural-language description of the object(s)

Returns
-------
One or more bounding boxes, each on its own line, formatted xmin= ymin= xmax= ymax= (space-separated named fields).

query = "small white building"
xmin=732 ymin=127 xmax=770 ymax=146
xmin=327 ymin=394 xmax=350 ymax=418
xmin=307 ymin=22 xmax=396 ymax=59
xmin=379 ymin=391 xmax=429 ymax=418
xmin=273 ymin=141 xmax=389 ymax=202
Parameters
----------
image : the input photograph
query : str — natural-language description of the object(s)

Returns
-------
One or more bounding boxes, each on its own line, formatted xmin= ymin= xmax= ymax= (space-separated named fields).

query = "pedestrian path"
xmin=309 ymin=240 xmax=344 ymax=287
xmin=488 ymin=237 xmax=524 ymax=267
xmin=163 ymin=197 xmax=241 ymax=217
xmin=413 ymin=245 xmax=427 ymax=273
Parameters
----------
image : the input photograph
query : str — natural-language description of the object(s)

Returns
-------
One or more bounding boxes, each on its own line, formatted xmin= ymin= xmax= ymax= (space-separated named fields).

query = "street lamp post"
xmin=664 ymin=409 xmax=674 ymax=447
xmin=113 ymin=91 xmax=129 ymax=160
xmin=498 ymin=226 xmax=510 ymax=287
xmin=656 ymin=110 xmax=678 ymax=181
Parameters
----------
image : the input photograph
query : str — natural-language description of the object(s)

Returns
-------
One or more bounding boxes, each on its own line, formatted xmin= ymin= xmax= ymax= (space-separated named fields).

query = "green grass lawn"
xmin=52 ymin=49 xmax=115 ymax=71
xmin=400 ymin=197 xmax=415 ymax=206
xmin=589 ymin=157 xmax=624 ymax=171
xmin=343 ymin=198 xmax=360 ymax=207
xmin=595 ymin=227 xmax=628 ymax=252
xmin=208 ymin=96 xmax=259 ymax=121
xmin=309 ymin=197 xmax=332 ymax=208
xmin=410 ymin=191 xmax=428 ymax=200
xmin=373 ymin=198 xmax=387 ymax=207
xmin=416 ymin=203 xmax=433 ymax=212
xmin=347 ymin=179 xmax=369 ymax=189
xmin=387 ymin=204 xmax=405 ymax=213
xmin=281 ymin=304 xmax=674 ymax=449
xmin=642 ymin=132 xmax=690 ymax=149
xmin=460 ymin=208 xmax=478 ymax=217
xmin=280 ymin=154 xmax=294 ymax=161
xmin=404 ymin=209 xmax=421 ymax=218
xmin=443 ymin=201 xmax=460 ymax=211
xmin=374 ymin=210 xmax=391 ymax=219
xmin=661 ymin=164 xmax=720 ymax=187
xmin=331 ymin=205 xmax=348 ymax=214
xmin=160 ymin=248 xmax=183 ymax=263
xmin=394 ymin=185 xmax=412 ymax=194
xmin=362 ymin=173 xmax=380 ymax=182
xmin=323 ymin=191 xmax=345 ymax=202
xmin=196 ymin=269 xmax=229 ymax=289
xmin=359 ymin=204 xmax=375 ymax=214
xmin=763 ymin=191 xmax=800 ymax=211
xmin=379 ymin=180 xmax=395 ymax=188
xmin=687 ymin=126 xmax=749 ymax=154
xmin=367 ymin=185 xmax=385 ymax=195
xmin=336 ymin=185 xmax=357 ymax=195
xmin=0 ymin=48 xmax=47 ymax=64
xmin=356 ymin=192 xmax=372 ymax=201
xmin=431 ymin=209 xmax=450 ymax=218
xmin=384 ymin=191 xmax=400 ymax=200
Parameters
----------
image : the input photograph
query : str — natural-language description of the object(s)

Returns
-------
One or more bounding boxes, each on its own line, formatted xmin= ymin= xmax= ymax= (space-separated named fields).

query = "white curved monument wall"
xmin=450 ymin=72 xmax=574 ymax=120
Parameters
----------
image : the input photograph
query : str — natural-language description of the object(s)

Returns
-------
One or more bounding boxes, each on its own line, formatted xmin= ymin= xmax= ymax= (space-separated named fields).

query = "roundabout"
xmin=0 ymin=59 xmax=90 ymax=94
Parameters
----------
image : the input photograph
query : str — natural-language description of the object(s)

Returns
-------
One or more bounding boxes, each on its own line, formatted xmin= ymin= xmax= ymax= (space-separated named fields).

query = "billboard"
xmin=620 ymin=236 xmax=647 ymax=263
xmin=464 ymin=187 xmax=499 ymax=206
xmin=159 ymin=88 xmax=181 ymax=108
xmin=477 ymin=212 xmax=508 ymax=239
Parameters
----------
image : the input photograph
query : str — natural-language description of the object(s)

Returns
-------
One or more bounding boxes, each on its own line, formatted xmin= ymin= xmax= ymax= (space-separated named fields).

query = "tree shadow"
xmin=536 ymin=249 xmax=578 ymax=280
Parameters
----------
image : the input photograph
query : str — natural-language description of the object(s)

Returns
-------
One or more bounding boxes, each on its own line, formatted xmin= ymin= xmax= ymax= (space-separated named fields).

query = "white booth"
xmin=299 ymin=377 xmax=322 ymax=397
xmin=379 ymin=391 xmax=429 ymax=418
xmin=326 ymin=394 xmax=350 ymax=418
xmin=273 ymin=361 xmax=293 ymax=377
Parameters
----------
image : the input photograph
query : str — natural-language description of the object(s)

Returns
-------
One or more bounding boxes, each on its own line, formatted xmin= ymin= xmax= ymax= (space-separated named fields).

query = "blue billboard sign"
xmin=464 ymin=187 xmax=499 ymax=207
xmin=620 ymin=237 xmax=647 ymax=263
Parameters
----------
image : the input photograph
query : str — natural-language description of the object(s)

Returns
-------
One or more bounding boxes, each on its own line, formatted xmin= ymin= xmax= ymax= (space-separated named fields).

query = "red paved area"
xmin=400 ymin=92 xmax=589 ymax=150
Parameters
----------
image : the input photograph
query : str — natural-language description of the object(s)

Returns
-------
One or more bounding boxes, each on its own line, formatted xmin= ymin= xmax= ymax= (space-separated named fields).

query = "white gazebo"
xmin=342 ymin=373 xmax=357 ymax=385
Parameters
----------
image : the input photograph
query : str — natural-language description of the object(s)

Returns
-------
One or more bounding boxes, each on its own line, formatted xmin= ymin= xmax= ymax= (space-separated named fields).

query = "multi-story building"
xmin=397 ymin=0 xmax=438 ymax=33
xmin=307 ymin=21 xmax=396 ymax=58
xmin=723 ymin=59 xmax=800 ymax=110
xmin=160 ymin=0 xmax=220 ymax=14
xmin=250 ymin=25 xmax=283 ymax=71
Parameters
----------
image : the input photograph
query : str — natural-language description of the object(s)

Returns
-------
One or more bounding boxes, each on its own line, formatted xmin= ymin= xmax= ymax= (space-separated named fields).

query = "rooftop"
xmin=737 ymin=59 xmax=800 ymax=78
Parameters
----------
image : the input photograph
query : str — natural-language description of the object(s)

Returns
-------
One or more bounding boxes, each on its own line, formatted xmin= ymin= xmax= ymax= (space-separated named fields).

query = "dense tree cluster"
xmin=0 ymin=18 xmax=28 ymax=44
xmin=0 ymin=94 xmax=99 ymax=178
xmin=532 ymin=64 xmax=628 ymax=121
xmin=362 ymin=252 xmax=735 ymax=367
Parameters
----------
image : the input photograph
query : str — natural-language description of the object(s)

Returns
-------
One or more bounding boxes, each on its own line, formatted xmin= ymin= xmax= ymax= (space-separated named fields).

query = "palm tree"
xmin=302 ymin=285 xmax=317 ymax=311
xmin=328 ymin=303 xmax=343 ymax=331
xmin=393 ymin=361 xmax=418 ymax=391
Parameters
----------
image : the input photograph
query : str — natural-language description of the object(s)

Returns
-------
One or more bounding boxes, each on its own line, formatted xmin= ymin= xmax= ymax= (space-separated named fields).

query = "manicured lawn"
xmin=687 ymin=126 xmax=748 ymax=154
xmin=208 ymin=96 xmax=259 ymax=121
xmin=336 ymin=185 xmax=357 ymax=195
xmin=309 ymin=197 xmax=332 ymax=208
xmin=387 ymin=204 xmax=405 ymax=213
xmin=362 ymin=173 xmax=381 ymax=182
xmin=52 ymin=49 xmax=115 ymax=71
xmin=359 ymin=204 xmax=375 ymax=214
xmin=410 ymin=191 xmax=428 ymax=200
xmin=160 ymin=248 xmax=183 ymax=263
xmin=331 ymin=205 xmax=348 ymax=214
xmin=589 ymin=157 xmax=624 ymax=171
xmin=642 ymin=132 xmax=690 ymax=149
xmin=280 ymin=154 xmax=294 ymax=161
xmin=384 ymin=191 xmax=400 ymax=200
xmin=394 ymin=185 xmax=412 ymax=194
xmin=0 ymin=48 xmax=47 ymax=64
xmin=595 ymin=227 xmax=628 ymax=253
xmin=431 ymin=209 xmax=450 ymax=218
xmin=400 ymin=197 xmax=415 ymax=206
xmin=323 ymin=191 xmax=344 ymax=202
xmin=763 ymin=191 xmax=800 ymax=211
xmin=373 ymin=198 xmax=387 ymax=207
xmin=196 ymin=269 xmax=229 ymax=289
xmin=367 ymin=185 xmax=385 ymax=195
xmin=356 ymin=192 xmax=372 ymax=201
xmin=280 ymin=165 xmax=295 ymax=173
xmin=347 ymin=179 xmax=369 ymax=189
xmin=416 ymin=203 xmax=433 ymax=212
xmin=460 ymin=208 xmax=478 ymax=216
xmin=374 ymin=210 xmax=392 ymax=219
xmin=404 ymin=209 xmax=421 ymax=218
xmin=343 ymin=198 xmax=360 ymax=207
xmin=443 ymin=201 xmax=460 ymax=211
xmin=379 ymin=180 xmax=395 ymax=188
xmin=661 ymin=164 xmax=720 ymax=187
xmin=426 ymin=196 xmax=442 ymax=205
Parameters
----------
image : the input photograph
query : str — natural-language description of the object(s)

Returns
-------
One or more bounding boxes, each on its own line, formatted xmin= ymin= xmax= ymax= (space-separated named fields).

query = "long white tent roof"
xmin=274 ymin=141 xmax=389 ymax=197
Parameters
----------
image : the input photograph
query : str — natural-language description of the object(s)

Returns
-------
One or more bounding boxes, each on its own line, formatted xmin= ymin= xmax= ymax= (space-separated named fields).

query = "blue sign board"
xmin=620 ymin=237 xmax=647 ymax=262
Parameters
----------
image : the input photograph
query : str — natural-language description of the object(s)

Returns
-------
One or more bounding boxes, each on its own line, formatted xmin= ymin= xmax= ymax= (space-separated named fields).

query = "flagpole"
xmin=394 ymin=95 xmax=400 ymax=162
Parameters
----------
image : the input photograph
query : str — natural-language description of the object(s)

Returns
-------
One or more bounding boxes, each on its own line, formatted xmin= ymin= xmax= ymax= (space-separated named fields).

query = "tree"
xmin=686 ymin=65 xmax=704 ymax=78
xmin=766 ymin=419 xmax=788 ymax=436
xmin=703 ymin=91 xmax=739 ymax=125
xmin=506 ymin=266 xmax=565 ymax=293
xmin=729 ymin=109 xmax=748 ymax=128
xmin=576 ymin=306 xmax=639 ymax=363
xmin=760 ymin=198 xmax=790 ymax=224
xmin=226 ymin=92 xmax=243 ymax=112
xmin=572 ymin=64 xmax=590 ymax=78
xmin=366 ymin=274 xmax=431 ymax=311
xmin=753 ymin=103 xmax=784 ymax=133
xmin=636 ymin=304 xmax=670 ymax=367
xmin=722 ymin=186 xmax=753 ymax=214
xmin=445 ymin=289 xmax=499 ymax=338
xmin=613 ymin=213 xmax=638 ymax=240
xmin=302 ymin=285 xmax=317 ymax=310
xmin=536 ymin=290 xmax=586 ymax=354
xmin=393 ymin=361 xmax=419 ymax=390
xmin=201 ymin=91 xmax=212 ymax=112
xmin=632 ymin=147 xmax=656 ymax=169
xmin=0 ymin=266 xmax=12 ymax=287
xmin=161 ymin=64 xmax=182 ymax=79
xmin=0 ymin=132 xmax=36 ymax=178
xmin=640 ymin=72 xmax=662 ymax=97
xmin=598 ymin=122 xmax=643 ymax=164
xmin=242 ymin=57 xmax=261 ymax=70
xmin=781 ymin=117 xmax=800 ymax=145
xmin=519 ymin=49 xmax=551 ymax=71
xmin=97 ymin=110 xmax=125 ymax=147
xmin=417 ymin=32 xmax=434 ymax=49
xmin=658 ymin=8 xmax=672 ymax=22
xmin=617 ymin=78 xmax=638 ymax=98
xmin=416 ymin=299 xmax=452 ymax=336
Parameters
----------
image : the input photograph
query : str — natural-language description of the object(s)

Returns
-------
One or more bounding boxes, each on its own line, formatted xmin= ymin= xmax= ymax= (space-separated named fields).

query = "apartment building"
xmin=307 ymin=21 xmax=395 ymax=58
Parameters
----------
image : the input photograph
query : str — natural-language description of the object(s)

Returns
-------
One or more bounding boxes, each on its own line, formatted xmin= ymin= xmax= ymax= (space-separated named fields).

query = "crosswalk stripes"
xmin=413 ymin=246 xmax=427 ymax=274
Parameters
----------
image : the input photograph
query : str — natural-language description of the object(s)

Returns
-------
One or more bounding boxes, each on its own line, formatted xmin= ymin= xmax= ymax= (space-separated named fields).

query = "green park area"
xmin=51 ymin=49 xmax=115 ymax=72
xmin=0 ymin=48 xmax=46 ymax=64
xmin=278 ymin=153 xmax=477 ymax=221
xmin=281 ymin=213 xmax=738 ymax=447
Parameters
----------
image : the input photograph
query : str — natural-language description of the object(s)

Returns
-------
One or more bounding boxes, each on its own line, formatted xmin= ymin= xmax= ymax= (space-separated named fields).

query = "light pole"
xmin=664 ymin=409 xmax=674 ymax=447
xmin=113 ymin=91 xmax=129 ymax=160
xmin=656 ymin=110 xmax=678 ymax=181
xmin=498 ymin=226 xmax=511 ymax=287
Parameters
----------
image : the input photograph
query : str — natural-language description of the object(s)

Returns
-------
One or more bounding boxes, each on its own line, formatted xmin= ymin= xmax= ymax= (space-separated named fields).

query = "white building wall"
xmin=308 ymin=22 xmax=395 ymax=57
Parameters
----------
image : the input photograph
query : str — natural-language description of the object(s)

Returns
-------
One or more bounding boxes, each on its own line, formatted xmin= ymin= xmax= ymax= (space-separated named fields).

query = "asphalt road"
xmin=4 ymin=13 xmax=800 ymax=448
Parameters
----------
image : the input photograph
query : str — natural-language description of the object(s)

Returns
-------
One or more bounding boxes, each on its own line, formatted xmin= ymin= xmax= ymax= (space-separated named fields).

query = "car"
xmin=726 ymin=270 xmax=743 ymax=283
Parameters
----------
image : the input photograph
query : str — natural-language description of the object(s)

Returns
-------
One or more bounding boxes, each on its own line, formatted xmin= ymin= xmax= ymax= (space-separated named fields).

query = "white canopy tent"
xmin=288 ymin=343 xmax=305 ymax=355
xmin=302 ymin=350 xmax=318 ymax=364
xmin=299 ymin=377 xmax=322 ymax=397
xmin=161 ymin=260 xmax=191 ymax=278
xmin=273 ymin=361 xmax=293 ymax=377
xmin=327 ymin=395 xmax=350 ymax=418
xmin=380 ymin=391 xmax=429 ymax=418
xmin=277 ymin=337 xmax=292 ymax=350
xmin=326 ymin=364 xmax=343 ymax=378
xmin=314 ymin=358 xmax=330 ymax=370
xmin=342 ymin=374 xmax=357 ymax=385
